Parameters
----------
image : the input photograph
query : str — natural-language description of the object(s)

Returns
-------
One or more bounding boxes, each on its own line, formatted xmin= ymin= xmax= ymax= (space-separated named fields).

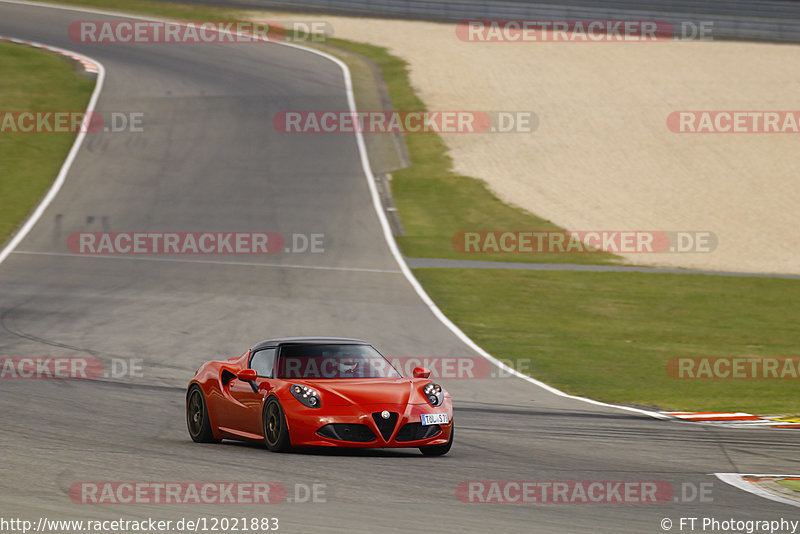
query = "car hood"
xmin=299 ymin=378 xmax=426 ymax=406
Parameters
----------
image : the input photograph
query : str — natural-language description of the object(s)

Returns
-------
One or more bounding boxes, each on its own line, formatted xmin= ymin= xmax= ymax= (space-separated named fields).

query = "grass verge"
xmin=777 ymin=480 xmax=800 ymax=493
xmin=0 ymin=41 xmax=95 ymax=245
xmin=414 ymin=269 xmax=800 ymax=413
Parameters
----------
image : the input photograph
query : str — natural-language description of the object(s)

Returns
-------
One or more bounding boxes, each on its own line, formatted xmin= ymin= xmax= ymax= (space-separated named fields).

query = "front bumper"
xmin=284 ymin=400 xmax=453 ymax=448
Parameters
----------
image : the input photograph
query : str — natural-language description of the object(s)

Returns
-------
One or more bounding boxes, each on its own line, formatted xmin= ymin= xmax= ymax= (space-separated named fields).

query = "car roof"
xmin=251 ymin=337 xmax=369 ymax=351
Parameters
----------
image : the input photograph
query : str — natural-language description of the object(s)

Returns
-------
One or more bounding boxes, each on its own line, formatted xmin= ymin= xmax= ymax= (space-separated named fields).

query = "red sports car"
xmin=186 ymin=337 xmax=454 ymax=455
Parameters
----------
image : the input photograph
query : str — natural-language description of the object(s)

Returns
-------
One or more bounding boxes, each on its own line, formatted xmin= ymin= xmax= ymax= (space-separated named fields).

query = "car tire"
xmin=420 ymin=425 xmax=453 ymax=456
xmin=263 ymin=397 xmax=292 ymax=452
xmin=186 ymin=385 xmax=220 ymax=443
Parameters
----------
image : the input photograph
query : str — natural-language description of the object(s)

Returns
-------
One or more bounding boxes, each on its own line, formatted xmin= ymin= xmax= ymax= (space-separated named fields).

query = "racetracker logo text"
xmin=69 ymin=21 xmax=331 ymax=43
xmin=0 ymin=111 xmax=144 ymax=133
xmin=0 ymin=357 xmax=143 ymax=379
xmin=0 ymin=111 xmax=102 ymax=133
xmin=456 ymin=481 xmax=674 ymax=503
xmin=453 ymin=231 xmax=717 ymax=254
xmin=280 ymin=356 xmax=525 ymax=379
xmin=69 ymin=482 xmax=286 ymax=504
xmin=456 ymin=20 xmax=675 ymax=42
xmin=0 ymin=357 xmax=103 ymax=379
xmin=667 ymin=357 xmax=800 ymax=379
xmin=67 ymin=232 xmax=325 ymax=254
xmin=273 ymin=111 xmax=537 ymax=134
xmin=668 ymin=111 xmax=800 ymax=133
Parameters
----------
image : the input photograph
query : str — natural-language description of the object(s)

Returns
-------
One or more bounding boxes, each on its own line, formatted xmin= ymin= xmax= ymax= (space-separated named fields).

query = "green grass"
xmin=0 ymin=42 xmax=95 ymax=245
xmin=414 ymin=269 xmax=800 ymax=413
xmin=777 ymin=480 xmax=800 ymax=492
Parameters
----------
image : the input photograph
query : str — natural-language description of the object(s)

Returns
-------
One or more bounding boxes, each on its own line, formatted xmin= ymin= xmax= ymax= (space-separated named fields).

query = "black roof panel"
xmin=251 ymin=336 xmax=369 ymax=351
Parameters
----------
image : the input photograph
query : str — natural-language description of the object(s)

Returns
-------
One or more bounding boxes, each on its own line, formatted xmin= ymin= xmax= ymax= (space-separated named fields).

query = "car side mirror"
xmin=413 ymin=366 xmax=431 ymax=379
xmin=237 ymin=369 xmax=257 ymax=382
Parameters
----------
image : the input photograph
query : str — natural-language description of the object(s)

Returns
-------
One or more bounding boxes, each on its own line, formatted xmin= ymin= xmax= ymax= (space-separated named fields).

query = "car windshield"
xmin=277 ymin=344 xmax=401 ymax=379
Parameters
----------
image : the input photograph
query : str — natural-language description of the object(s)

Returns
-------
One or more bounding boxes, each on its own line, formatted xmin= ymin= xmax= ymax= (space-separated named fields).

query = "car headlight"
xmin=423 ymin=382 xmax=443 ymax=407
xmin=291 ymin=384 xmax=321 ymax=408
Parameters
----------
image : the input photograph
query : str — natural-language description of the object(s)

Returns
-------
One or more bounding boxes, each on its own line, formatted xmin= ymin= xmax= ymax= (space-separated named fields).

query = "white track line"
xmin=12 ymin=250 xmax=402 ymax=274
xmin=666 ymin=411 xmax=800 ymax=428
xmin=0 ymin=33 xmax=104 ymax=265
xmin=0 ymin=0 xmax=671 ymax=420
xmin=715 ymin=473 xmax=800 ymax=509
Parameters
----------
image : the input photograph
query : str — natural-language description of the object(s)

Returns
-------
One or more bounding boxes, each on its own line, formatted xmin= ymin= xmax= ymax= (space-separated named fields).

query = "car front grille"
xmin=317 ymin=424 xmax=376 ymax=442
xmin=371 ymin=412 xmax=398 ymax=441
xmin=395 ymin=423 xmax=441 ymax=442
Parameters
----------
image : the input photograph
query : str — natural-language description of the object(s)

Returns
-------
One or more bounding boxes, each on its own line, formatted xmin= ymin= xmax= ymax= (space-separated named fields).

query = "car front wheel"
xmin=263 ymin=397 xmax=291 ymax=452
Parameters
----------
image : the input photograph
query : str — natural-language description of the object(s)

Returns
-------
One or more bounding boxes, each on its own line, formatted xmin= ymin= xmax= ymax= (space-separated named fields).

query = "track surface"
xmin=0 ymin=3 xmax=798 ymax=533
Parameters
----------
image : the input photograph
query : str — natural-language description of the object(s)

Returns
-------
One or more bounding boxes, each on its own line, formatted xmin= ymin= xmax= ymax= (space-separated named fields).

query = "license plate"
xmin=421 ymin=413 xmax=449 ymax=426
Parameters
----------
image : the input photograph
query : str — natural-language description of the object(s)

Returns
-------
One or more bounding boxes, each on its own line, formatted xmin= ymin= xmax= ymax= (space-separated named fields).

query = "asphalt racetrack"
xmin=0 ymin=2 xmax=798 ymax=532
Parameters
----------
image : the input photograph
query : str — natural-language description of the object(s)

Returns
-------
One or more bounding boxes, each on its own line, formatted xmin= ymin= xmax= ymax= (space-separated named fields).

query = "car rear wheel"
xmin=263 ymin=397 xmax=291 ymax=452
xmin=187 ymin=385 xmax=220 ymax=443
xmin=419 ymin=426 xmax=453 ymax=456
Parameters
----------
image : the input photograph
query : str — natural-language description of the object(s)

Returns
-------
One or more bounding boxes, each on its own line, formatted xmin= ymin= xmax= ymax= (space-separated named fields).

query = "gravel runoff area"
xmin=252 ymin=13 xmax=800 ymax=275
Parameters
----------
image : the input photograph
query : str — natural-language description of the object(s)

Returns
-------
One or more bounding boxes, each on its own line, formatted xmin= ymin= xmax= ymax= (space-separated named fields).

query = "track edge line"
xmin=714 ymin=473 xmax=800 ymax=509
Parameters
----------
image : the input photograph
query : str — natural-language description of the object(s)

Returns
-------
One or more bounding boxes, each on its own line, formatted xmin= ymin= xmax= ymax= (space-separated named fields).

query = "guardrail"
xmin=254 ymin=0 xmax=800 ymax=42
